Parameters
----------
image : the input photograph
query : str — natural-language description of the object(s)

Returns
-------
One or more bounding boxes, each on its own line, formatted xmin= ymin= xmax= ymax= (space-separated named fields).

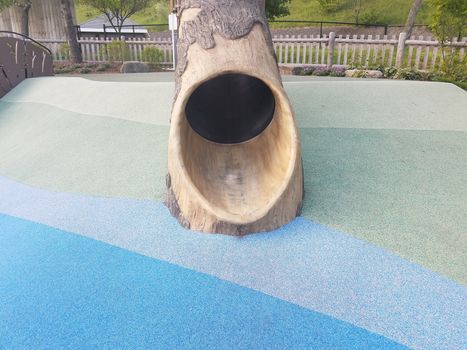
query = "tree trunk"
xmin=20 ymin=4 xmax=31 ymax=36
xmin=60 ymin=0 xmax=82 ymax=64
xmin=166 ymin=0 xmax=303 ymax=235
xmin=404 ymin=0 xmax=423 ymax=39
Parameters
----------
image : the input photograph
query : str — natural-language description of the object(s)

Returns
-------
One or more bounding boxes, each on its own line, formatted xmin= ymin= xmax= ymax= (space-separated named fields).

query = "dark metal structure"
xmin=0 ymin=31 xmax=53 ymax=98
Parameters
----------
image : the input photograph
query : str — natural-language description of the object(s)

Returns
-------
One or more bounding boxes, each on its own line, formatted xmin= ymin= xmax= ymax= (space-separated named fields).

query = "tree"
xmin=265 ymin=0 xmax=291 ymax=20
xmin=78 ymin=0 xmax=151 ymax=35
xmin=430 ymin=0 xmax=466 ymax=41
xmin=0 ymin=0 xmax=32 ymax=36
xmin=404 ymin=0 xmax=423 ymax=39
xmin=429 ymin=0 xmax=466 ymax=79
xmin=60 ymin=0 xmax=82 ymax=63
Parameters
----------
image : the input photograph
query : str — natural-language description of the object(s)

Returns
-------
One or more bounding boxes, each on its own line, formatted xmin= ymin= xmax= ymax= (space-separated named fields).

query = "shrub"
xmin=79 ymin=68 xmax=92 ymax=74
xmin=360 ymin=10 xmax=380 ymax=25
xmin=57 ymin=43 xmax=71 ymax=61
xmin=318 ymin=0 xmax=344 ymax=13
xmin=85 ymin=63 xmax=99 ymax=69
xmin=393 ymin=68 xmax=434 ymax=81
xmin=313 ymin=66 xmax=330 ymax=76
xmin=329 ymin=66 xmax=346 ymax=77
xmin=351 ymin=69 xmax=369 ymax=78
xmin=302 ymin=66 xmax=316 ymax=75
xmin=378 ymin=66 xmax=398 ymax=79
xmin=96 ymin=63 xmax=111 ymax=72
xmin=100 ymin=40 xmax=130 ymax=63
xmin=291 ymin=66 xmax=304 ymax=75
xmin=141 ymin=46 xmax=164 ymax=65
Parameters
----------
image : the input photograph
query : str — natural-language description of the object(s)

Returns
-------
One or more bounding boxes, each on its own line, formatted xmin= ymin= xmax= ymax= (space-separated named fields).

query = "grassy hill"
xmin=277 ymin=0 xmax=433 ymax=26
xmin=75 ymin=0 xmax=433 ymax=27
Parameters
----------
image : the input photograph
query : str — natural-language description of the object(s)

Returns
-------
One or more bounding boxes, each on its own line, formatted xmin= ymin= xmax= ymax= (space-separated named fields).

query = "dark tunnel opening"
xmin=185 ymin=73 xmax=276 ymax=144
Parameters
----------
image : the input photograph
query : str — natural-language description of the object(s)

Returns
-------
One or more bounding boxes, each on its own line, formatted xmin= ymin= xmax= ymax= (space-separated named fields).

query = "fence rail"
xmin=39 ymin=32 xmax=467 ymax=71
xmin=41 ymin=37 xmax=174 ymax=65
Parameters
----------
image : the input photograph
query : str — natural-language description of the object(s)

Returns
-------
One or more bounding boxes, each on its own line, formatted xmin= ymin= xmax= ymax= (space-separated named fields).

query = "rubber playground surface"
xmin=0 ymin=73 xmax=466 ymax=349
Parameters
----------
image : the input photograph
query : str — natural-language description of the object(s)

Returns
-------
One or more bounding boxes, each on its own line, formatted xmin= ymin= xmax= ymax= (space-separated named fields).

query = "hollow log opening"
xmin=185 ymin=73 xmax=275 ymax=144
xmin=179 ymin=86 xmax=292 ymax=220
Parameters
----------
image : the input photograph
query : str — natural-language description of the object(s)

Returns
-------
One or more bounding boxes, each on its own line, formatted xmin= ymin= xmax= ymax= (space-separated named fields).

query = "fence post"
xmin=327 ymin=32 xmax=336 ymax=69
xmin=395 ymin=32 xmax=407 ymax=68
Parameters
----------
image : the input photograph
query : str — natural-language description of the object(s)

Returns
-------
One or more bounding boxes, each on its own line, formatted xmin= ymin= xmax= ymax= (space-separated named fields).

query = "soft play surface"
xmin=0 ymin=74 xmax=466 ymax=349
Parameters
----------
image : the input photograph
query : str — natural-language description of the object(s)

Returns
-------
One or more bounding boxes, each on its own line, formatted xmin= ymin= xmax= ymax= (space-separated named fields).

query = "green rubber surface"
xmin=0 ymin=75 xmax=466 ymax=285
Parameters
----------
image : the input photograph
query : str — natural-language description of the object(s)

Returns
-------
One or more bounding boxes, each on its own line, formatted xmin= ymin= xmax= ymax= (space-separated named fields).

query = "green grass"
xmin=274 ymin=0 xmax=434 ymax=26
xmin=75 ymin=0 xmax=435 ymax=27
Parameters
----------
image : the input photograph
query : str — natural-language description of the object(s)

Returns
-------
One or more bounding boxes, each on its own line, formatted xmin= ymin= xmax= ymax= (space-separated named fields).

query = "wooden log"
xmin=167 ymin=0 xmax=304 ymax=235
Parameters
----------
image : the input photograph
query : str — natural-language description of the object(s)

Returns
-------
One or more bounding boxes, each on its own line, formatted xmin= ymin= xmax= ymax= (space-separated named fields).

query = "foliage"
xmin=54 ymin=61 xmax=118 ymax=74
xmin=270 ymin=0 xmax=434 ymax=27
xmin=0 ymin=0 xmax=31 ymax=10
xmin=393 ymin=68 xmax=434 ymax=80
xmin=378 ymin=66 xmax=398 ymax=78
xmin=349 ymin=69 xmax=368 ymax=78
xmin=76 ymin=0 xmax=436 ymax=28
xmin=292 ymin=66 xmax=316 ymax=75
xmin=429 ymin=0 xmax=466 ymax=41
xmin=0 ymin=0 xmax=32 ymax=35
xmin=78 ymin=0 xmax=151 ymax=34
xmin=141 ymin=45 xmax=164 ymax=64
xmin=312 ymin=66 xmax=331 ymax=76
xmin=329 ymin=66 xmax=346 ymax=76
xmin=317 ymin=0 xmax=345 ymax=13
xmin=96 ymin=62 xmax=111 ymax=71
xmin=100 ymin=40 xmax=130 ymax=62
xmin=360 ymin=9 xmax=381 ymax=24
xmin=58 ymin=43 xmax=71 ymax=60
xmin=266 ymin=0 xmax=292 ymax=20
xmin=429 ymin=0 xmax=467 ymax=80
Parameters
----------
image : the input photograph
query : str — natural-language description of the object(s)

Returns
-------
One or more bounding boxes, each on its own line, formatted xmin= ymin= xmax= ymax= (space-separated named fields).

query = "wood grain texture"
xmin=167 ymin=0 xmax=303 ymax=235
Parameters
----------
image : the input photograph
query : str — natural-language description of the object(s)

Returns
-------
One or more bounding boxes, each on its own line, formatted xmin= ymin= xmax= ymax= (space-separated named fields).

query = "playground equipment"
xmin=166 ymin=0 xmax=303 ymax=235
xmin=0 ymin=31 xmax=53 ymax=98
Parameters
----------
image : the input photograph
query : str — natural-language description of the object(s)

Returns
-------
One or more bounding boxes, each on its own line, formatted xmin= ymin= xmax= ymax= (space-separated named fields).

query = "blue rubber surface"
xmin=0 ymin=214 xmax=407 ymax=350
xmin=0 ymin=176 xmax=466 ymax=350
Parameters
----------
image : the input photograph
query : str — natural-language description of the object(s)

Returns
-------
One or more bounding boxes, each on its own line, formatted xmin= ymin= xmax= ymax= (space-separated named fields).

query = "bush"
xmin=318 ymin=0 xmax=344 ymax=13
xmin=360 ymin=10 xmax=380 ymax=25
xmin=100 ymin=40 xmax=130 ymax=63
xmin=141 ymin=46 xmax=164 ymax=65
xmin=58 ymin=43 xmax=71 ymax=61
xmin=96 ymin=63 xmax=111 ymax=72
xmin=329 ymin=66 xmax=346 ymax=77
xmin=291 ymin=66 xmax=304 ymax=75
xmin=79 ymin=68 xmax=92 ymax=74
xmin=378 ymin=66 xmax=398 ymax=79
xmin=351 ymin=69 xmax=369 ymax=78
xmin=312 ymin=66 xmax=330 ymax=76
xmin=302 ymin=66 xmax=316 ymax=75
xmin=393 ymin=68 xmax=434 ymax=81
xmin=54 ymin=66 xmax=74 ymax=74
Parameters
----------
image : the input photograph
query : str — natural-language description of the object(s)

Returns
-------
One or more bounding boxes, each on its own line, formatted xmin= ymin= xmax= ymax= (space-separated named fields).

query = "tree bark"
xmin=404 ymin=0 xmax=423 ymax=39
xmin=20 ymin=4 xmax=31 ymax=36
xmin=167 ymin=0 xmax=303 ymax=235
xmin=60 ymin=0 xmax=82 ymax=63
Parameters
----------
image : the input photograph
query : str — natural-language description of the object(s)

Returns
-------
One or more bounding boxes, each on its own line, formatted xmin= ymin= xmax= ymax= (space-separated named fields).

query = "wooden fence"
xmin=41 ymin=37 xmax=174 ymax=65
xmin=40 ymin=32 xmax=466 ymax=71
xmin=273 ymin=32 xmax=466 ymax=70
